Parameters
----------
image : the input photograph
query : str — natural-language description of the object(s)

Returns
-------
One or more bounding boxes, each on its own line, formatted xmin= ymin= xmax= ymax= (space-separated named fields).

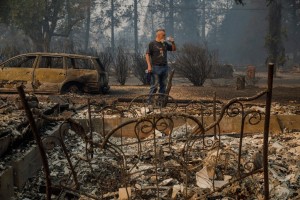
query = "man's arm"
xmin=167 ymin=36 xmax=176 ymax=51
xmin=146 ymin=53 xmax=152 ymax=72
xmin=171 ymin=42 xmax=176 ymax=51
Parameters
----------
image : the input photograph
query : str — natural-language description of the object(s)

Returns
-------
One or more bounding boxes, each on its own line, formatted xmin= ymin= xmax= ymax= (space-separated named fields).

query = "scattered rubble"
xmin=13 ymin=124 xmax=300 ymax=199
xmin=1 ymin=90 xmax=300 ymax=199
xmin=0 ymin=95 xmax=63 ymax=159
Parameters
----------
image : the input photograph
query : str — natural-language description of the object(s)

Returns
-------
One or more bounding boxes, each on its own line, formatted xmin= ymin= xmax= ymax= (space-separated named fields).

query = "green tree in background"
xmin=1 ymin=0 xmax=88 ymax=52
xmin=284 ymin=0 xmax=300 ymax=63
xmin=96 ymin=0 xmax=132 ymax=54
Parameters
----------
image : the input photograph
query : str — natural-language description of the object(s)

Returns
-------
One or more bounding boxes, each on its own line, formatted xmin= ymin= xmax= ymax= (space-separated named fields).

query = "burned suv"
xmin=0 ymin=53 xmax=109 ymax=94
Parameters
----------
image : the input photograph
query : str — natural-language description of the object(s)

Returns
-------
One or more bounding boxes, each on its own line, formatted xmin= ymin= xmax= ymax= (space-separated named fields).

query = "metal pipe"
xmin=263 ymin=63 xmax=274 ymax=200
xmin=17 ymin=86 xmax=52 ymax=200
xmin=238 ymin=114 xmax=246 ymax=179
xmin=213 ymin=91 xmax=217 ymax=139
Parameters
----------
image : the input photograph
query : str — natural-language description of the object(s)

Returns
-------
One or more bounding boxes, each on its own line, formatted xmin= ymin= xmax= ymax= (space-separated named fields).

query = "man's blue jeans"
xmin=149 ymin=65 xmax=168 ymax=98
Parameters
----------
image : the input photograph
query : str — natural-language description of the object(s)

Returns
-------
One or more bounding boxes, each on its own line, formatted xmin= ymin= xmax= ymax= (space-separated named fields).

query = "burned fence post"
xmin=236 ymin=75 xmax=245 ymax=90
xmin=17 ymin=86 xmax=52 ymax=200
xmin=213 ymin=91 xmax=217 ymax=139
xmin=163 ymin=68 xmax=175 ymax=107
xmin=263 ymin=63 xmax=274 ymax=200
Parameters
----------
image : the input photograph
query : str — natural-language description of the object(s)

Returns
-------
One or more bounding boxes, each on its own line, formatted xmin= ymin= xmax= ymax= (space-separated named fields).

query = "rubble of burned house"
xmin=19 ymin=125 xmax=299 ymax=199
xmin=0 ymin=94 xmax=84 ymax=199
xmin=0 ymin=95 xmax=58 ymax=157
xmin=0 ymin=90 xmax=297 ymax=200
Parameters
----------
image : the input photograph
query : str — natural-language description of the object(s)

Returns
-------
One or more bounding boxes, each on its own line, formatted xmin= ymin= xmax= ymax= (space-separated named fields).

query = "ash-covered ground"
xmin=1 ymin=71 xmax=300 ymax=199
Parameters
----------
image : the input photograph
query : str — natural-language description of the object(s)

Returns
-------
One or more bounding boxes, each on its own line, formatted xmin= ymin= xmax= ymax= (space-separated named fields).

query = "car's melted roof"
xmin=16 ymin=52 xmax=98 ymax=59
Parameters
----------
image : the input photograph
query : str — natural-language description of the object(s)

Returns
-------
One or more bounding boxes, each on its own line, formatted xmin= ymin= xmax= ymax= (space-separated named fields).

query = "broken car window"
xmin=74 ymin=58 xmax=94 ymax=70
xmin=65 ymin=58 xmax=75 ymax=69
xmin=1 ymin=56 xmax=36 ymax=68
xmin=39 ymin=56 xmax=64 ymax=69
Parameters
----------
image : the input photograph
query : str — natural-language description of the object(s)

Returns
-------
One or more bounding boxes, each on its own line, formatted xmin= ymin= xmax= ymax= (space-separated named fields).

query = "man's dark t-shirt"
xmin=146 ymin=40 xmax=172 ymax=66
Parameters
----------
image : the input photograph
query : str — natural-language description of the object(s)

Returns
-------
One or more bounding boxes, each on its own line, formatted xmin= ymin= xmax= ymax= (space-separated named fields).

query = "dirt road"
xmin=0 ymin=71 xmax=299 ymax=105
xmin=96 ymin=71 xmax=300 ymax=105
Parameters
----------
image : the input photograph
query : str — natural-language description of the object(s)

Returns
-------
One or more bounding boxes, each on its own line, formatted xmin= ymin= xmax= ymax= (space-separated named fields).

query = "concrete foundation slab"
xmin=277 ymin=115 xmax=300 ymax=132
xmin=0 ymin=167 xmax=14 ymax=200
xmin=11 ymin=146 xmax=42 ymax=190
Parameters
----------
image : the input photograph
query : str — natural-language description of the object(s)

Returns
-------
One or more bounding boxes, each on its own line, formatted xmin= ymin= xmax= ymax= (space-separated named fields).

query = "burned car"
xmin=0 ymin=53 xmax=109 ymax=94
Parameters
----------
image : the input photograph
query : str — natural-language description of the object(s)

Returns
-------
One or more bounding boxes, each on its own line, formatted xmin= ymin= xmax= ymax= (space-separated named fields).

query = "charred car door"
xmin=0 ymin=55 xmax=36 ymax=92
xmin=64 ymin=57 xmax=99 ymax=93
xmin=33 ymin=56 xmax=66 ymax=93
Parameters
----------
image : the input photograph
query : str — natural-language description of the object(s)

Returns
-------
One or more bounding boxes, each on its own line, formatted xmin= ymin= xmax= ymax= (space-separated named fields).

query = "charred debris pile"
xmin=0 ymin=90 xmax=299 ymax=199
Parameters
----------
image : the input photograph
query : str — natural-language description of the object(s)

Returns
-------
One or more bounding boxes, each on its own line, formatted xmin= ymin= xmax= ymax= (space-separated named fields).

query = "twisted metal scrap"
xmin=101 ymin=113 xmax=213 ymax=199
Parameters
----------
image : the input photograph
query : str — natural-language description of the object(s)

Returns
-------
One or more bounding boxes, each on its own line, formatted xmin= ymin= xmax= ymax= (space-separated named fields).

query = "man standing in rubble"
xmin=146 ymin=28 xmax=176 ymax=100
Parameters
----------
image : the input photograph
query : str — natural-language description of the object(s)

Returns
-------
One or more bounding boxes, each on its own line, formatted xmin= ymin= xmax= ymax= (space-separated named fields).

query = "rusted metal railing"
xmin=263 ymin=63 xmax=274 ymax=200
xmin=17 ymin=86 xmax=52 ymax=200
